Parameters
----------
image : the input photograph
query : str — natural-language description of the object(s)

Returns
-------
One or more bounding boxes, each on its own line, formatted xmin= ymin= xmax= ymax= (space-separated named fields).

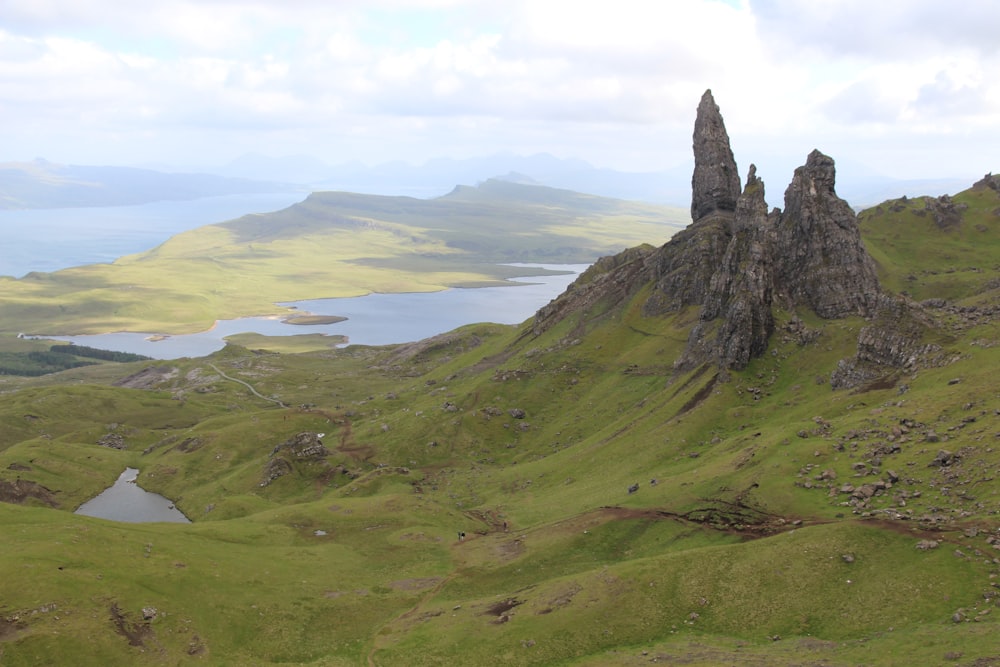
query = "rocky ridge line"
xmin=533 ymin=89 xmax=932 ymax=387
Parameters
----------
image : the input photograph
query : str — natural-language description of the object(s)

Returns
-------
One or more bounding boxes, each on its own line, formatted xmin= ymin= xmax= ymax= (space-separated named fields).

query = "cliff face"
xmin=681 ymin=166 xmax=776 ymax=371
xmin=690 ymin=89 xmax=742 ymax=221
xmin=533 ymin=89 xmax=893 ymax=381
xmin=773 ymin=150 xmax=881 ymax=318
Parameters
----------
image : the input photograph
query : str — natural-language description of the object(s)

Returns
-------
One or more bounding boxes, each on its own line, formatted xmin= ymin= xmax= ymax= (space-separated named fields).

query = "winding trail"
xmin=208 ymin=363 xmax=288 ymax=408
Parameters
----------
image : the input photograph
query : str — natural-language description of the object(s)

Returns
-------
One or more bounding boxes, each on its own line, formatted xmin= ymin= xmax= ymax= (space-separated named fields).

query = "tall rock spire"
xmin=691 ymin=89 xmax=741 ymax=221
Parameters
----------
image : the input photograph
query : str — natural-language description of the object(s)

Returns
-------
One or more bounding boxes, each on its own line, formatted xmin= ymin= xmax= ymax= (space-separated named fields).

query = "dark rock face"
xmin=677 ymin=167 xmax=775 ymax=370
xmin=691 ymin=89 xmax=741 ymax=221
xmin=672 ymin=97 xmax=881 ymax=370
xmin=773 ymin=150 xmax=881 ymax=318
xmin=700 ymin=168 xmax=776 ymax=369
xmin=642 ymin=212 xmax=733 ymax=316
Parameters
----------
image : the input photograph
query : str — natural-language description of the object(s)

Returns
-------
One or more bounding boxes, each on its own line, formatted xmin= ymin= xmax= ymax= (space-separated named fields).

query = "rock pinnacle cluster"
xmin=534 ymin=89 xmax=892 ymax=380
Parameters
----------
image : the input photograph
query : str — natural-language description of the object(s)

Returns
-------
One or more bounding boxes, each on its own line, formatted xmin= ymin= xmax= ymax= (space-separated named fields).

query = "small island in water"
xmin=282 ymin=314 xmax=348 ymax=326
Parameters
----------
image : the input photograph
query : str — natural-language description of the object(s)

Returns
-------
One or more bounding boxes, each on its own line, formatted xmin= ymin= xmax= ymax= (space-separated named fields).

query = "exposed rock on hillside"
xmin=972 ymin=172 xmax=1000 ymax=192
xmin=271 ymin=432 xmax=329 ymax=460
xmin=920 ymin=194 xmax=967 ymax=230
xmin=261 ymin=432 xmax=330 ymax=486
xmin=0 ymin=479 xmax=59 ymax=507
xmin=830 ymin=295 xmax=956 ymax=389
xmin=113 ymin=366 xmax=179 ymax=389
xmin=532 ymin=245 xmax=656 ymax=336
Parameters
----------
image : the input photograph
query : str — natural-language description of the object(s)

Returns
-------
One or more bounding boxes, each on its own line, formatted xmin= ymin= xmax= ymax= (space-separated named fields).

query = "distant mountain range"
xmin=1 ymin=152 xmax=974 ymax=211
xmin=214 ymin=151 xmax=696 ymax=203
xmin=213 ymin=151 xmax=973 ymax=208
xmin=0 ymin=159 xmax=297 ymax=210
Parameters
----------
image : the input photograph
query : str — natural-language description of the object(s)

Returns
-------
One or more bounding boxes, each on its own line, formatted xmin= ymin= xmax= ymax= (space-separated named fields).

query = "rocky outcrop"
xmin=657 ymin=95 xmax=891 ymax=372
xmin=677 ymin=167 xmax=775 ymax=370
xmin=261 ymin=432 xmax=329 ymax=487
xmin=642 ymin=212 xmax=733 ymax=316
xmin=920 ymin=194 xmax=967 ymax=230
xmin=673 ymin=138 xmax=882 ymax=370
xmin=271 ymin=432 xmax=329 ymax=459
xmin=532 ymin=245 xmax=656 ymax=335
xmin=638 ymin=90 xmax=745 ymax=318
xmin=113 ymin=366 xmax=179 ymax=389
xmin=972 ymin=172 xmax=1000 ymax=192
xmin=830 ymin=295 xmax=955 ymax=389
xmin=261 ymin=458 xmax=292 ymax=486
xmin=0 ymin=479 xmax=59 ymax=507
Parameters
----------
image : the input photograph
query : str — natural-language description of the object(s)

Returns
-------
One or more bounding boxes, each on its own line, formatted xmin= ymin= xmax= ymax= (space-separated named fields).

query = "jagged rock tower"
xmin=691 ymin=89 xmax=741 ymax=221
xmin=533 ymin=89 xmax=885 ymax=378
xmin=674 ymin=92 xmax=882 ymax=371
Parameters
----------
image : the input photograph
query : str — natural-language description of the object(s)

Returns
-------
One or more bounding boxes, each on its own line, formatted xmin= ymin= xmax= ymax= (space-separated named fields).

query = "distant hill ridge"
xmin=217 ymin=149 xmax=975 ymax=207
xmin=0 ymin=159 xmax=293 ymax=209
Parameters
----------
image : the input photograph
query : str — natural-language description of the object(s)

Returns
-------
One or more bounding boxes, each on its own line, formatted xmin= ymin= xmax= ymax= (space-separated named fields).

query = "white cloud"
xmin=0 ymin=0 xmax=995 ymax=180
xmin=751 ymin=0 xmax=1000 ymax=59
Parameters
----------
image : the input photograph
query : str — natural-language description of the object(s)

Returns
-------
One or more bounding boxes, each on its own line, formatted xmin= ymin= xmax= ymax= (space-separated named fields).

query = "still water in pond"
xmin=74 ymin=468 xmax=190 ymax=523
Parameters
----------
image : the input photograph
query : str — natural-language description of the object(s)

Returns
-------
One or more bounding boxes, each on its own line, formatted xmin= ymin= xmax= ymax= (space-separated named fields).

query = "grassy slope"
xmin=0 ymin=183 xmax=998 ymax=665
xmin=0 ymin=182 xmax=686 ymax=336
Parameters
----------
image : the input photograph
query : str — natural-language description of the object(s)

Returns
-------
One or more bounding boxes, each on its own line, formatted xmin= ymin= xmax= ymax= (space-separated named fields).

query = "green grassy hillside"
xmin=0 ymin=179 xmax=998 ymax=665
xmin=0 ymin=181 xmax=686 ymax=336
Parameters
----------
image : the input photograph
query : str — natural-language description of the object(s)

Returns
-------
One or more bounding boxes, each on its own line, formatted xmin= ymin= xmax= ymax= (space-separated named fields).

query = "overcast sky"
xmin=1 ymin=0 xmax=998 ymax=184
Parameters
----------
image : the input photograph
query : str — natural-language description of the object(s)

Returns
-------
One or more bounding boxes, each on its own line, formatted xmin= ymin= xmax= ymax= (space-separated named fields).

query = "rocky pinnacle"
xmin=691 ymin=89 xmax=741 ymax=221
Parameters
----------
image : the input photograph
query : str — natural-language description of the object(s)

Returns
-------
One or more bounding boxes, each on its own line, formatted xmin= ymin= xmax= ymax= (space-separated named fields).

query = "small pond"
xmin=74 ymin=468 xmax=190 ymax=523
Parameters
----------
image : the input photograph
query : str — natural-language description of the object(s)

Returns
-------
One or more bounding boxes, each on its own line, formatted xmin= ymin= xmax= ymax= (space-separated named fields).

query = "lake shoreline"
xmin=28 ymin=264 xmax=581 ymax=340
xmin=31 ymin=264 xmax=586 ymax=360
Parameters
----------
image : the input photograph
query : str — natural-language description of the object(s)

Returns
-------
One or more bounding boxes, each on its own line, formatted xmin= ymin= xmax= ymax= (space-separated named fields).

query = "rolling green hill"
xmin=0 ymin=97 xmax=998 ymax=664
xmin=0 ymin=172 xmax=995 ymax=664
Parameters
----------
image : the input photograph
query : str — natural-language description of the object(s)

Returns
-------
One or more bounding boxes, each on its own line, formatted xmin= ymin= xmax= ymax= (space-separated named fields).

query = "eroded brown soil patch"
xmin=109 ymin=603 xmax=153 ymax=648
xmin=0 ymin=479 xmax=59 ymax=507
xmin=483 ymin=597 xmax=523 ymax=617
xmin=0 ymin=617 xmax=26 ymax=642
